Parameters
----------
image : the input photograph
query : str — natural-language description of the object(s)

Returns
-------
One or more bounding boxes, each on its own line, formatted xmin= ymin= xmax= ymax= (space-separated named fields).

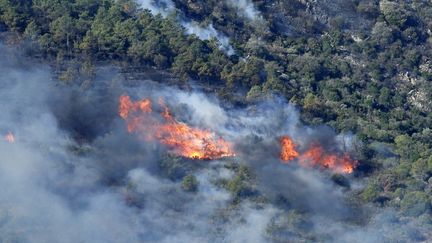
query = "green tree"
xmin=50 ymin=15 xmax=75 ymax=52
xmin=361 ymin=183 xmax=381 ymax=202
xmin=181 ymin=175 xmax=199 ymax=192
xmin=23 ymin=20 xmax=40 ymax=40
xmin=395 ymin=135 xmax=419 ymax=161
xmin=400 ymin=191 xmax=430 ymax=217
xmin=0 ymin=0 xmax=32 ymax=31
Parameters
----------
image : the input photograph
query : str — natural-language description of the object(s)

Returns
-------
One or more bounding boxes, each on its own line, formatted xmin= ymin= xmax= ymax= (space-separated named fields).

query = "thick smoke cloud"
xmin=117 ymin=69 xmax=431 ymax=242
xmin=0 ymin=44 xmax=274 ymax=242
xmin=0 ymin=45 xmax=140 ymax=243
xmin=0 ymin=43 xmax=430 ymax=242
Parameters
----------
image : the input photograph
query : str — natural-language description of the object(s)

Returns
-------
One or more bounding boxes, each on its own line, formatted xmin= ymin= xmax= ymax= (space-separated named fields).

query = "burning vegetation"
xmin=119 ymin=95 xmax=235 ymax=160
xmin=280 ymin=136 xmax=357 ymax=174
xmin=280 ymin=136 xmax=299 ymax=161
xmin=118 ymin=95 xmax=357 ymax=173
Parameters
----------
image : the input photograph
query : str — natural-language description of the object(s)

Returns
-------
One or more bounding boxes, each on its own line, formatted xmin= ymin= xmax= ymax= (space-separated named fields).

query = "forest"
xmin=1 ymin=0 xmax=432 ymax=242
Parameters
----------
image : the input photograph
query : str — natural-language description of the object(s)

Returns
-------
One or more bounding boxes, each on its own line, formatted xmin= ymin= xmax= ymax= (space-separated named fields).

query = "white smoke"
xmin=136 ymin=0 xmax=175 ymax=16
xmin=225 ymin=204 xmax=279 ymax=243
xmin=1 ymin=44 xmax=430 ymax=243
xmin=181 ymin=22 xmax=235 ymax=55
xmin=0 ymin=44 xmax=274 ymax=242
xmin=227 ymin=0 xmax=261 ymax=20
xmin=135 ymin=0 xmax=235 ymax=55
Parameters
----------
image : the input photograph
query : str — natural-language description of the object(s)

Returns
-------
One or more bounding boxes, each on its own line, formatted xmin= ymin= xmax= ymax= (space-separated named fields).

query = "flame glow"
xmin=4 ymin=132 xmax=15 ymax=143
xmin=119 ymin=95 xmax=235 ymax=160
xmin=280 ymin=136 xmax=299 ymax=162
xmin=280 ymin=136 xmax=357 ymax=174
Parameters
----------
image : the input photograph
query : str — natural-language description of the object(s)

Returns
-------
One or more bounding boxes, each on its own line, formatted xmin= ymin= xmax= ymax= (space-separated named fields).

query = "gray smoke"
xmin=0 ymin=44 xmax=271 ymax=243
xmin=0 ymin=43 xmax=429 ymax=243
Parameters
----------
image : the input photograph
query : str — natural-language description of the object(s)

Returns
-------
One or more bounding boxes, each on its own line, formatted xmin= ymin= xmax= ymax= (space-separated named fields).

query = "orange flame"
xmin=280 ymin=136 xmax=299 ymax=162
xmin=280 ymin=136 xmax=357 ymax=174
xmin=4 ymin=132 xmax=15 ymax=143
xmin=119 ymin=95 xmax=235 ymax=160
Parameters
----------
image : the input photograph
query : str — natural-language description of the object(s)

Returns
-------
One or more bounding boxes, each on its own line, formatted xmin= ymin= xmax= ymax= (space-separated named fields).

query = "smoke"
xmin=181 ymin=22 xmax=235 ymax=55
xmin=129 ymin=81 xmax=431 ymax=242
xmin=0 ymin=43 xmax=430 ymax=243
xmin=171 ymin=91 xmax=228 ymax=130
xmin=0 ymin=45 xmax=140 ymax=243
xmin=227 ymin=0 xmax=261 ymax=20
xmin=136 ymin=0 xmax=175 ymax=17
xmin=134 ymin=0 xmax=235 ymax=55
xmin=0 ymin=44 xmax=272 ymax=242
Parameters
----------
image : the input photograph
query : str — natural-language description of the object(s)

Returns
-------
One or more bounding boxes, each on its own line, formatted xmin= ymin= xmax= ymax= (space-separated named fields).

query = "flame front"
xmin=4 ymin=132 xmax=15 ymax=143
xmin=280 ymin=136 xmax=299 ymax=162
xmin=280 ymin=136 xmax=357 ymax=174
xmin=119 ymin=95 xmax=235 ymax=160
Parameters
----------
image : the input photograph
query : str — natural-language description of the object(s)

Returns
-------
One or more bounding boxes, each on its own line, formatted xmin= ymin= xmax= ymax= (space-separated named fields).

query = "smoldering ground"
xmin=0 ymin=43 xmax=430 ymax=243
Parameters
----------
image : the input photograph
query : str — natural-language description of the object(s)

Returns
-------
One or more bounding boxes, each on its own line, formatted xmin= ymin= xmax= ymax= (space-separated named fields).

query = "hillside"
xmin=0 ymin=0 xmax=432 ymax=242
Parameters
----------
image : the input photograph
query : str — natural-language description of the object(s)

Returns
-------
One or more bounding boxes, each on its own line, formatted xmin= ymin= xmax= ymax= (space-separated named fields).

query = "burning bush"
xmin=119 ymin=95 xmax=235 ymax=160
xmin=280 ymin=136 xmax=357 ymax=174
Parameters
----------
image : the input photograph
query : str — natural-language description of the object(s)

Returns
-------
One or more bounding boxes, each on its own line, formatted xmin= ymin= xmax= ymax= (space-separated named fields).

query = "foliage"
xmin=400 ymin=191 xmax=430 ymax=217
xmin=181 ymin=174 xmax=199 ymax=192
xmin=1 ymin=0 xmax=432 ymax=221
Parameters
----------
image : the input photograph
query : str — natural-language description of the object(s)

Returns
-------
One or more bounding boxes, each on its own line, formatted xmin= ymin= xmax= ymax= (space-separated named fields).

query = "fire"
xmin=280 ymin=136 xmax=357 ymax=174
xmin=280 ymin=136 xmax=299 ymax=162
xmin=119 ymin=95 xmax=235 ymax=160
xmin=4 ymin=132 xmax=15 ymax=143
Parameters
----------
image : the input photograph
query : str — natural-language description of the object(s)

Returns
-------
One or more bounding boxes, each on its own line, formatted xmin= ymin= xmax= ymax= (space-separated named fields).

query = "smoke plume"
xmin=227 ymin=0 xmax=261 ymax=20
xmin=136 ymin=0 xmax=175 ymax=16
xmin=0 ymin=43 xmax=429 ymax=242
xmin=181 ymin=22 xmax=235 ymax=55
xmin=134 ymin=0 xmax=235 ymax=55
